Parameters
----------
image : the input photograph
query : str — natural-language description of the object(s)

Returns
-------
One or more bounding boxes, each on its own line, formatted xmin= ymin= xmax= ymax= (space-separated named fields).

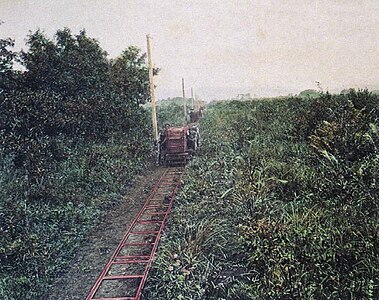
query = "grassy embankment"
xmin=144 ymin=91 xmax=379 ymax=299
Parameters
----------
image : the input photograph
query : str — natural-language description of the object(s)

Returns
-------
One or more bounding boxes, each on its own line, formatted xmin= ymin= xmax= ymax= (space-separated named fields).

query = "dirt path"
xmin=45 ymin=164 xmax=165 ymax=300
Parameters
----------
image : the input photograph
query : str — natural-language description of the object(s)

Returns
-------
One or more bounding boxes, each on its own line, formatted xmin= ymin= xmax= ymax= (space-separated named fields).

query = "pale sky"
xmin=0 ymin=0 xmax=378 ymax=100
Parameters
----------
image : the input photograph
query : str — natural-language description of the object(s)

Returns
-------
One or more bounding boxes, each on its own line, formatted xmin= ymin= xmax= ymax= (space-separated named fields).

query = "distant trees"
xmin=299 ymin=89 xmax=320 ymax=98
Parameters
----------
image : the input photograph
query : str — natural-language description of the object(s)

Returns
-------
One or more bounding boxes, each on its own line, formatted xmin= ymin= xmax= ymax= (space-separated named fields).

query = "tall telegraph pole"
xmin=146 ymin=34 xmax=158 ymax=142
xmin=182 ymin=78 xmax=186 ymax=121
xmin=191 ymin=87 xmax=195 ymax=110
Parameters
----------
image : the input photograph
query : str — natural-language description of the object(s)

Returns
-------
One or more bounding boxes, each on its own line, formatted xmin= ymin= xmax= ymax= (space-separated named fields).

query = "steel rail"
xmin=86 ymin=167 xmax=183 ymax=300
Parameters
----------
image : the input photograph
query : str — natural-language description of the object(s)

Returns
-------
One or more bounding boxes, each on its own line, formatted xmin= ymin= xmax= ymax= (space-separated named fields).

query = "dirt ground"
xmin=44 ymin=164 xmax=165 ymax=300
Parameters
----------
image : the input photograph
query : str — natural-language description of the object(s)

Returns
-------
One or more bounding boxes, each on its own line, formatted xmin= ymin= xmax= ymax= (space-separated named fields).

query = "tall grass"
xmin=144 ymin=91 xmax=379 ymax=299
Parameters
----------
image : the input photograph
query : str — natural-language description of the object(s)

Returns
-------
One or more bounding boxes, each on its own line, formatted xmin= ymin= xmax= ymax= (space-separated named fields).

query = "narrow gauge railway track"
xmin=86 ymin=167 xmax=184 ymax=300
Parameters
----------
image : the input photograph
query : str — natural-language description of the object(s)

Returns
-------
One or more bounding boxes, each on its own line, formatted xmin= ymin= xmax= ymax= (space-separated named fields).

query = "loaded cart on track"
xmin=158 ymin=124 xmax=200 ymax=166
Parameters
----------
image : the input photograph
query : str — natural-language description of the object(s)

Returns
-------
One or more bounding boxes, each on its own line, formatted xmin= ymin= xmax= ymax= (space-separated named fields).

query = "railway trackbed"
xmin=86 ymin=167 xmax=184 ymax=300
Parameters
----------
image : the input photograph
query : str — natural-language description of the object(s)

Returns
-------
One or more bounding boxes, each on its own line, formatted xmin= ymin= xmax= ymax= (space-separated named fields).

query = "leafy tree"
xmin=0 ymin=35 xmax=19 ymax=92
xmin=19 ymin=29 xmax=159 ymax=103
xmin=110 ymin=46 xmax=157 ymax=105
xmin=19 ymin=30 xmax=59 ymax=93
xmin=20 ymin=28 xmax=109 ymax=97
xmin=55 ymin=28 xmax=109 ymax=96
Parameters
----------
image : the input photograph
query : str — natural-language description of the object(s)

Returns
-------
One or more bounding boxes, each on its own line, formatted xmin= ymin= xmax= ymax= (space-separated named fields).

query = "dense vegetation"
xmin=144 ymin=91 xmax=379 ymax=299
xmin=0 ymin=28 xmax=155 ymax=299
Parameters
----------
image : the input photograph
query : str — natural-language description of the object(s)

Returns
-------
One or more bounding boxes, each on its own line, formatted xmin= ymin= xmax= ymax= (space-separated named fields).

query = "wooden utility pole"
xmin=147 ymin=34 xmax=158 ymax=142
xmin=191 ymin=87 xmax=195 ymax=110
xmin=182 ymin=78 xmax=186 ymax=121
